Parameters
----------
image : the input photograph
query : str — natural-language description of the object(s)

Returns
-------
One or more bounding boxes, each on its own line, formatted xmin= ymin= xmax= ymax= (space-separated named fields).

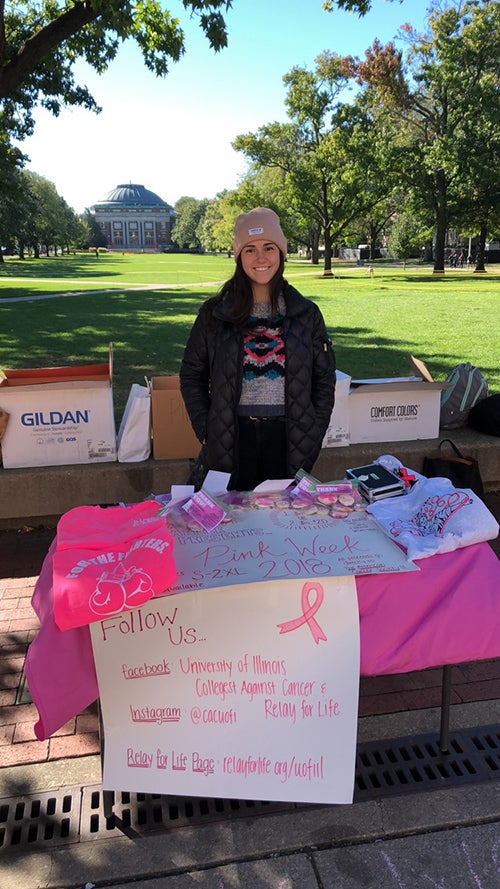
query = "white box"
xmin=0 ymin=353 xmax=117 ymax=468
xmin=322 ymin=370 xmax=351 ymax=448
xmin=348 ymin=378 xmax=447 ymax=443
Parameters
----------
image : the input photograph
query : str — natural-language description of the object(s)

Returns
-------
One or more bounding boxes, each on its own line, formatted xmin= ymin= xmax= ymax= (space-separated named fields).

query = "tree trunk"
xmin=474 ymin=221 xmax=487 ymax=273
xmin=433 ymin=170 xmax=447 ymax=274
xmin=0 ymin=3 xmax=99 ymax=100
xmin=310 ymin=229 xmax=320 ymax=264
xmin=323 ymin=226 xmax=333 ymax=277
xmin=320 ymin=179 xmax=333 ymax=276
xmin=369 ymin=222 xmax=377 ymax=260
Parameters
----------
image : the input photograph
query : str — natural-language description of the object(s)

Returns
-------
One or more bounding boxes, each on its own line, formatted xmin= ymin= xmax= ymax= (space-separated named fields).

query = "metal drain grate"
xmin=0 ymin=788 xmax=81 ymax=851
xmin=1 ymin=725 xmax=498 ymax=852
xmin=354 ymin=724 xmax=500 ymax=801
xmin=80 ymin=788 xmax=294 ymax=840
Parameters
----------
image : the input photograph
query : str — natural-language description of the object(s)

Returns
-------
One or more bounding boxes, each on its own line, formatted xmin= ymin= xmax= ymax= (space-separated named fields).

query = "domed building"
xmin=91 ymin=183 xmax=175 ymax=251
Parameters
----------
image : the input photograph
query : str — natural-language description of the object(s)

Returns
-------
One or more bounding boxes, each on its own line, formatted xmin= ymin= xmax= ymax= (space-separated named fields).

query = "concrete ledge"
xmin=0 ymin=428 xmax=498 ymax=529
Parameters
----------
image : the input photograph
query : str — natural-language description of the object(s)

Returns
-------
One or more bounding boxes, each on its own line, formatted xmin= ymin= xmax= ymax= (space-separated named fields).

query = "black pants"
xmin=231 ymin=417 xmax=288 ymax=491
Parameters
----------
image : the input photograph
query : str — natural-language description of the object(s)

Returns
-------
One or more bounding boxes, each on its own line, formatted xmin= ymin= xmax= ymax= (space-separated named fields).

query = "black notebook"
xmin=345 ymin=464 xmax=406 ymax=502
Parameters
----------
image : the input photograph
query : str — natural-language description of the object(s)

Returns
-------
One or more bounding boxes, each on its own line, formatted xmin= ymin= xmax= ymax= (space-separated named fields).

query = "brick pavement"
xmin=1 ymin=495 xmax=499 ymax=770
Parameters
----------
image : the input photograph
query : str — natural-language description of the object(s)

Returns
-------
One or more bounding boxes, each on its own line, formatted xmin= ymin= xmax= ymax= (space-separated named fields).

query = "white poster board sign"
xmin=91 ymin=575 xmax=360 ymax=804
xmin=168 ymin=507 xmax=418 ymax=594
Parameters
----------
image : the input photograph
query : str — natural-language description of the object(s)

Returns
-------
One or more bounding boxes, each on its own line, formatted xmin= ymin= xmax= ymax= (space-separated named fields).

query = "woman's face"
xmin=240 ymin=240 xmax=280 ymax=289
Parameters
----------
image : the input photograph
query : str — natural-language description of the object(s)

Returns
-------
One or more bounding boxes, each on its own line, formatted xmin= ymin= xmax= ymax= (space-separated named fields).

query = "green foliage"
xmin=354 ymin=1 xmax=500 ymax=272
xmin=0 ymin=169 xmax=86 ymax=257
xmin=0 ymin=1 xmax=233 ymax=143
xmin=172 ymin=197 xmax=209 ymax=250
xmin=234 ymin=52 xmax=393 ymax=270
xmin=388 ymin=212 xmax=425 ymax=266
xmin=197 ymin=191 xmax=243 ymax=253
xmin=323 ymin=0 xmax=378 ymax=14
xmin=80 ymin=210 xmax=108 ymax=249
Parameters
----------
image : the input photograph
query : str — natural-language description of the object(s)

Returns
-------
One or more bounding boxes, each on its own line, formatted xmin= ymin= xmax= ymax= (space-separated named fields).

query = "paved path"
xmin=0 ymin=281 xmax=226 ymax=303
xmin=0 ymin=265 xmax=371 ymax=303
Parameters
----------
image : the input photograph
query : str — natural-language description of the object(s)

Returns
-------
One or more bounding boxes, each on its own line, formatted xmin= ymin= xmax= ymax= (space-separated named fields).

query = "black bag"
xmin=422 ymin=439 xmax=484 ymax=498
xmin=468 ymin=393 xmax=500 ymax=437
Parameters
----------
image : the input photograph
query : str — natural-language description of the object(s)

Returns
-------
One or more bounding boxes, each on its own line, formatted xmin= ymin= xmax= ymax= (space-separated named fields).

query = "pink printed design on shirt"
xmin=388 ymin=491 xmax=470 ymax=539
xmin=243 ymin=325 xmax=285 ymax=376
xmin=90 ymin=564 xmax=154 ymax=616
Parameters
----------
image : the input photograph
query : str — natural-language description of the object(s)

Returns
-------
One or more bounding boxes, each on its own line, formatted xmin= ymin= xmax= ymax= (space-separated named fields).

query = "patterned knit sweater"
xmin=238 ymin=297 xmax=286 ymax=417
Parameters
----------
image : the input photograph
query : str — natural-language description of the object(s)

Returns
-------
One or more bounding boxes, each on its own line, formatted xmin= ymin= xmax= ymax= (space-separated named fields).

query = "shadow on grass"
xmin=333 ymin=326 xmax=499 ymax=395
xmin=1 ymin=288 xmax=498 ymax=421
xmin=0 ymin=254 xmax=131 ymax=279
xmin=0 ymin=289 xmax=203 ymax=417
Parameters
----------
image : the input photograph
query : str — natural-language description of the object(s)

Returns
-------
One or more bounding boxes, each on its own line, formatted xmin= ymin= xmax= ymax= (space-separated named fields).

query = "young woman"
xmin=180 ymin=207 xmax=336 ymax=491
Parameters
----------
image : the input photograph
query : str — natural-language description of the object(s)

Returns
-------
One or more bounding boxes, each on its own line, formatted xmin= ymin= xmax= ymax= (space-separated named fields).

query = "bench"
xmin=0 ymin=428 xmax=498 ymax=530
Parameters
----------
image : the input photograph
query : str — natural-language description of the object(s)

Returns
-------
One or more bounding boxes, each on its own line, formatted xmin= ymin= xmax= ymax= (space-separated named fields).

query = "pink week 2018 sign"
xmin=166 ymin=502 xmax=419 ymax=592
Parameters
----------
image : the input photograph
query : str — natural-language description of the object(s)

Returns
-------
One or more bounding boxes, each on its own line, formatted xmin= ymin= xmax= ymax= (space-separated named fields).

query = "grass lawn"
xmin=1 ymin=252 xmax=498 ymax=421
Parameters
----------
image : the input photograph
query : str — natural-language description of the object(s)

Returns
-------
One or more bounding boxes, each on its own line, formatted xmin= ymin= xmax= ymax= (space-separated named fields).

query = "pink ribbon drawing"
xmin=277 ymin=581 xmax=328 ymax=645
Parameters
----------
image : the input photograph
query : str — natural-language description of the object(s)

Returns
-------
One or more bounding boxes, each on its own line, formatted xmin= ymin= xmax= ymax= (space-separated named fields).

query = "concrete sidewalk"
xmin=1 ymin=701 xmax=499 ymax=889
xmin=1 ymin=498 xmax=499 ymax=888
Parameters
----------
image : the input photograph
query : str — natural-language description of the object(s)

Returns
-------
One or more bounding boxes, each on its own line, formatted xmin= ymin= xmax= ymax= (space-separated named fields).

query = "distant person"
xmin=180 ymin=207 xmax=336 ymax=491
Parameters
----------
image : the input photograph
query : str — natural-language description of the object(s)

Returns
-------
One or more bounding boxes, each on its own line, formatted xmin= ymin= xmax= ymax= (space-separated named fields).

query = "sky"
xmin=20 ymin=0 xmax=431 ymax=214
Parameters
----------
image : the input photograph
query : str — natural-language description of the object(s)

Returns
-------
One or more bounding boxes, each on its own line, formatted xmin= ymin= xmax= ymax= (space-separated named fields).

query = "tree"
xmin=172 ymin=197 xmax=209 ymax=250
xmin=80 ymin=210 xmax=108 ymax=250
xmin=451 ymin=116 xmax=500 ymax=273
xmin=197 ymin=190 xmax=246 ymax=253
xmin=235 ymin=53 xmax=359 ymax=273
xmin=354 ymin=1 xmax=500 ymax=274
xmin=197 ymin=169 xmax=305 ymax=255
xmin=0 ymin=140 xmax=27 ymax=260
xmin=235 ymin=52 xmax=401 ymax=273
xmin=388 ymin=212 xmax=425 ymax=268
xmin=1 ymin=170 xmax=82 ymax=256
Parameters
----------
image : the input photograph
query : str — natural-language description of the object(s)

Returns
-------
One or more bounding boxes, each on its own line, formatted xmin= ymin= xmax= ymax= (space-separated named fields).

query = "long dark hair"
xmin=219 ymin=252 xmax=286 ymax=327
xmin=198 ymin=252 xmax=286 ymax=329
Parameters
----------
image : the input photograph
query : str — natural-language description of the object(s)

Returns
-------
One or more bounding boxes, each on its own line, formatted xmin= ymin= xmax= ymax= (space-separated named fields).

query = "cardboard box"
xmin=322 ymin=370 xmax=351 ymax=448
xmin=151 ymin=376 xmax=200 ymax=460
xmin=348 ymin=355 xmax=448 ymax=444
xmin=0 ymin=348 xmax=116 ymax=468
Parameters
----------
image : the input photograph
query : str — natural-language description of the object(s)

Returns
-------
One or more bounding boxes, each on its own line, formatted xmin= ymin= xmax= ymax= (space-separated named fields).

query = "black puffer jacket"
xmin=180 ymin=282 xmax=336 ymax=478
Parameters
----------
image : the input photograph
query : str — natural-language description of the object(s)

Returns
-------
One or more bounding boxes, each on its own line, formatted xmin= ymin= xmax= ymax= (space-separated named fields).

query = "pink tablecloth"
xmin=26 ymin=541 xmax=500 ymax=741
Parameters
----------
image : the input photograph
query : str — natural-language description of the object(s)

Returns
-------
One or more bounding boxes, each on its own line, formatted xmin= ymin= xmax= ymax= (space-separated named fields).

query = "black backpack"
xmin=440 ymin=363 xmax=488 ymax=429
xmin=468 ymin=393 xmax=500 ymax=437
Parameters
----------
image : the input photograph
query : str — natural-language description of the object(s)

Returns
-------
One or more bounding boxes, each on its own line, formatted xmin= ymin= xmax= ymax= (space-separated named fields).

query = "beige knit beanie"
xmin=233 ymin=208 xmax=287 ymax=260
